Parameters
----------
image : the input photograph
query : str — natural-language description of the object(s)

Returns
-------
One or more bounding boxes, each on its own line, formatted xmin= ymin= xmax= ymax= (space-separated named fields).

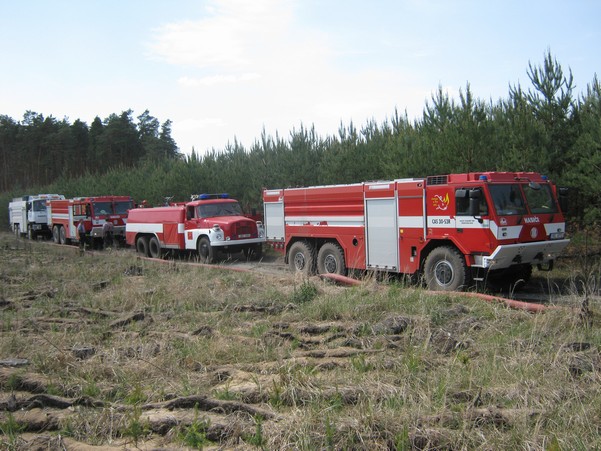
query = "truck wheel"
xmin=148 ymin=236 xmax=162 ymax=259
xmin=288 ymin=241 xmax=315 ymax=275
xmin=28 ymin=227 xmax=36 ymax=240
xmin=136 ymin=236 xmax=150 ymax=257
xmin=52 ymin=226 xmax=60 ymax=243
xmin=13 ymin=224 xmax=20 ymax=238
xmin=317 ymin=242 xmax=346 ymax=275
xmin=197 ymin=237 xmax=214 ymax=263
xmin=59 ymin=226 xmax=67 ymax=245
xmin=424 ymin=246 xmax=468 ymax=291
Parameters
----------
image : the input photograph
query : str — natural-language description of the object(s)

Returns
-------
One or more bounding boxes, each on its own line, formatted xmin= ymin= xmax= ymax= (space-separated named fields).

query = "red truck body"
xmin=126 ymin=194 xmax=265 ymax=261
xmin=263 ymin=172 xmax=570 ymax=291
xmin=47 ymin=196 xmax=134 ymax=245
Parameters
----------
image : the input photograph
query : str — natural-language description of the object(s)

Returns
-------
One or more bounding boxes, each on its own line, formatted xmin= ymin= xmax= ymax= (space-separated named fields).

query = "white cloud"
xmin=178 ymin=73 xmax=261 ymax=87
xmin=147 ymin=0 xmax=428 ymax=154
xmin=149 ymin=0 xmax=295 ymax=70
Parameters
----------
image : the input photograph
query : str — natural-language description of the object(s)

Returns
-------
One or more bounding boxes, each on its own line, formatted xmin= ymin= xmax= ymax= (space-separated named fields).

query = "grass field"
xmin=0 ymin=232 xmax=600 ymax=450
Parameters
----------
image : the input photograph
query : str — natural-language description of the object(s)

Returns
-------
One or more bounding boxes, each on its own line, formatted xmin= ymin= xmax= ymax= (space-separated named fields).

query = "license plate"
xmin=238 ymin=233 xmax=251 ymax=238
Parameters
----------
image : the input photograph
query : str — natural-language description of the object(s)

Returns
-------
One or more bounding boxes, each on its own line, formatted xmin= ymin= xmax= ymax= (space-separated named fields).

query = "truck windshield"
xmin=93 ymin=202 xmax=113 ymax=215
xmin=489 ymin=184 xmax=559 ymax=216
xmin=197 ymin=202 xmax=243 ymax=218
xmin=32 ymin=200 xmax=47 ymax=212
xmin=523 ymin=184 xmax=558 ymax=214
xmin=489 ymin=184 xmax=527 ymax=216
xmin=114 ymin=201 xmax=133 ymax=215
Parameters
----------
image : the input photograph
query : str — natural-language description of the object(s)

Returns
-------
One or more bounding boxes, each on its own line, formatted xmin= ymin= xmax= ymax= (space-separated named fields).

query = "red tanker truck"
xmin=126 ymin=193 xmax=265 ymax=262
xmin=263 ymin=172 xmax=570 ymax=291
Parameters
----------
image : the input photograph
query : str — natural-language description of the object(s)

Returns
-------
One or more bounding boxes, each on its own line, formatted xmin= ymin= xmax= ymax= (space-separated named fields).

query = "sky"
xmin=1 ymin=0 xmax=599 ymax=156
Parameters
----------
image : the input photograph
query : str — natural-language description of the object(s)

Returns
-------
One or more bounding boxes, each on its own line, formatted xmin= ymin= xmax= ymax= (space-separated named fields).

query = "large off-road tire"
xmin=59 ymin=226 xmax=67 ymax=245
xmin=148 ymin=236 xmax=162 ymax=259
xmin=27 ymin=227 xmax=36 ymax=240
xmin=13 ymin=224 xmax=20 ymax=238
xmin=136 ymin=236 xmax=150 ymax=257
xmin=424 ymin=246 xmax=469 ymax=291
xmin=52 ymin=226 xmax=60 ymax=243
xmin=197 ymin=237 xmax=214 ymax=263
xmin=288 ymin=241 xmax=316 ymax=275
xmin=317 ymin=242 xmax=346 ymax=276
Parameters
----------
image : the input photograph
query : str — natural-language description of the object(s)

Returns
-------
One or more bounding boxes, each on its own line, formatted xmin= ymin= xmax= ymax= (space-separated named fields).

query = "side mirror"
xmin=468 ymin=189 xmax=481 ymax=217
xmin=455 ymin=189 xmax=468 ymax=199
xmin=558 ymin=187 xmax=569 ymax=214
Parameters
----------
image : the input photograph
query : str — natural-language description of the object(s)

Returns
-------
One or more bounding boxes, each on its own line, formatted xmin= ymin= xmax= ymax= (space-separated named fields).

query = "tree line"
xmin=1 ymin=52 xmax=599 ymax=227
xmin=0 ymin=109 xmax=179 ymax=192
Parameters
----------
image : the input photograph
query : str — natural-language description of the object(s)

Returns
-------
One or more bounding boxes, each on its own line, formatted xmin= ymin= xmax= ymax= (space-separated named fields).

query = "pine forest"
xmin=1 ymin=52 xmax=599 ymax=228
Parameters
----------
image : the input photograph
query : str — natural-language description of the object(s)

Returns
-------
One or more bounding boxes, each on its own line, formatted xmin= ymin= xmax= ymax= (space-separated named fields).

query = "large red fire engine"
xmin=47 ymin=196 xmax=134 ymax=245
xmin=263 ymin=172 xmax=570 ymax=291
xmin=126 ymin=194 xmax=265 ymax=261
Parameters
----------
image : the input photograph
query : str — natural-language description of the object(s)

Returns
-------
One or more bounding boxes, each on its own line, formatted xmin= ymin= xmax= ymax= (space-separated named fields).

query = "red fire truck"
xmin=263 ymin=172 xmax=570 ymax=291
xmin=47 ymin=196 xmax=134 ymax=246
xmin=126 ymin=194 xmax=265 ymax=261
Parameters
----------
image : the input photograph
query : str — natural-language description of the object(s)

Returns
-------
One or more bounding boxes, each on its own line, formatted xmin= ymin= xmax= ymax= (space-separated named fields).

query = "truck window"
xmin=93 ymin=202 xmax=113 ymax=215
xmin=114 ymin=201 xmax=133 ymax=215
xmin=455 ymin=189 xmax=488 ymax=216
xmin=523 ymin=184 xmax=558 ymax=214
xmin=74 ymin=205 xmax=85 ymax=216
xmin=489 ymin=184 xmax=527 ymax=216
xmin=32 ymin=200 xmax=47 ymax=212
xmin=197 ymin=202 xmax=243 ymax=218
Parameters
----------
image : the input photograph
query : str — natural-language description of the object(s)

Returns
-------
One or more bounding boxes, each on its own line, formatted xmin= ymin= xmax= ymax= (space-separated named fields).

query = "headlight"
xmin=256 ymin=221 xmax=265 ymax=238
xmin=211 ymin=224 xmax=224 ymax=241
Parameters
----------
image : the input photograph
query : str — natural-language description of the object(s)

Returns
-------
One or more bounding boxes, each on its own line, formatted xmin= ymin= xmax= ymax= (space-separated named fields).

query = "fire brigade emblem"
xmin=432 ymin=193 xmax=450 ymax=211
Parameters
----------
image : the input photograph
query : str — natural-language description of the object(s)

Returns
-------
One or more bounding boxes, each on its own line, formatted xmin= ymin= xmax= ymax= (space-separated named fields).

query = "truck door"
xmin=264 ymin=201 xmax=285 ymax=241
xmin=365 ymin=184 xmax=399 ymax=271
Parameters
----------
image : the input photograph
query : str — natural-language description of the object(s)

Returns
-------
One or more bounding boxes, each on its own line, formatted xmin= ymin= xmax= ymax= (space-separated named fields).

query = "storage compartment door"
xmin=264 ymin=202 xmax=285 ymax=241
xmin=366 ymin=198 xmax=398 ymax=270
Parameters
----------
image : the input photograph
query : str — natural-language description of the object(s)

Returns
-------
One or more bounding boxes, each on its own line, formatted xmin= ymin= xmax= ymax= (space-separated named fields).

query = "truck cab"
xmin=422 ymin=172 xmax=570 ymax=289
xmin=9 ymin=194 xmax=65 ymax=239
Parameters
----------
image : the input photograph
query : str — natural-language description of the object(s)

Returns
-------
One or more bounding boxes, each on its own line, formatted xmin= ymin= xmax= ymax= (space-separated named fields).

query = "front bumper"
xmin=210 ymin=237 xmax=265 ymax=247
xmin=91 ymin=225 xmax=126 ymax=238
xmin=475 ymin=239 xmax=570 ymax=269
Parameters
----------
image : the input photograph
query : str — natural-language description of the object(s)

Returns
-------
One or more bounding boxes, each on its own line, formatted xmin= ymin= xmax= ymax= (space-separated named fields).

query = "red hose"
xmin=319 ymin=273 xmax=362 ymax=286
xmin=455 ymin=291 xmax=562 ymax=313
xmin=141 ymin=260 xmax=561 ymax=313
xmin=319 ymin=273 xmax=560 ymax=313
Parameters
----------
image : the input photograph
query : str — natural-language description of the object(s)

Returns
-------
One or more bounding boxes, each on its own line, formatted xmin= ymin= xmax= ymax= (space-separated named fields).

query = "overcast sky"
xmin=1 ymin=0 xmax=599 ymax=155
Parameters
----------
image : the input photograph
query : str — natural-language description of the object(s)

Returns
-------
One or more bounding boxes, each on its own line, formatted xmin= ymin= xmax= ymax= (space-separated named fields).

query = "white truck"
xmin=9 ymin=194 xmax=65 ymax=239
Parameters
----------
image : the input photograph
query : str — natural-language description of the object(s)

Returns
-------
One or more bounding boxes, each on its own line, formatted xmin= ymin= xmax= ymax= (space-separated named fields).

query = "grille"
xmin=234 ymin=223 xmax=256 ymax=238
xmin=427 ymin=175 xmax=448 ymax=185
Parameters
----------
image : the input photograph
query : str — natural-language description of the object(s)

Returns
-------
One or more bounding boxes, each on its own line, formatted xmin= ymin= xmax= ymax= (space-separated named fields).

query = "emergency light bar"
xmin=198 ymin=193 xmax=230 ymax=200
